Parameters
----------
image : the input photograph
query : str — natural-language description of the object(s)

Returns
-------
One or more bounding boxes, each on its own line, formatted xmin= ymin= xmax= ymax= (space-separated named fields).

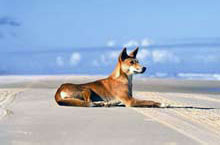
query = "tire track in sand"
xmin=133 ymin=91 xmax=220 ymax=145
xmin=0 ymin=78 xmax=39 ymax=119
xmin=147 ymin=92 xmax=220 ymax=135
xmin=0 ymin=89 xmax=24 ymax=119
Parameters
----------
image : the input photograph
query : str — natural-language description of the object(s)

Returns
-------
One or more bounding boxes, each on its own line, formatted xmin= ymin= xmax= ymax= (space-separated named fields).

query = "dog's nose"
xmin=142 ymin=67 xmax=146 ymax=73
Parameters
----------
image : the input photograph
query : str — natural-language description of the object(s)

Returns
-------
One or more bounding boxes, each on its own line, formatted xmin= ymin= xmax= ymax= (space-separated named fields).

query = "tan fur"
xmin=55 ymin=47 xmax=162 ymax=107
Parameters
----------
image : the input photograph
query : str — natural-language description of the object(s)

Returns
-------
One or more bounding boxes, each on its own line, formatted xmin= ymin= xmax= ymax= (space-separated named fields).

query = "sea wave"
xmin=177 ymin=73 xmax=220 ymax=80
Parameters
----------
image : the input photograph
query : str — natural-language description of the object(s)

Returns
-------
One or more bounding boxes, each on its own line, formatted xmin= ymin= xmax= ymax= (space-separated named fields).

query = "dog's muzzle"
xmin=134 ymin=67 xmax=146 ymax=74
xmin=140 ymin=67 xmax=146 ymax=73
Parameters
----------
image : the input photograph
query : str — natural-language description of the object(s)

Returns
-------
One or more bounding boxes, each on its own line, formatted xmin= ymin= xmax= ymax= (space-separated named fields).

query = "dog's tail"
xmin=54 ymin=84 xmax=64 ymax=104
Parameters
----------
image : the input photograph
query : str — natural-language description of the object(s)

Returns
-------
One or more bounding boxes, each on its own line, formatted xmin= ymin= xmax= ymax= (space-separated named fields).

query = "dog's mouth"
xmin=134 ymin=71 xmax=144 ymax=74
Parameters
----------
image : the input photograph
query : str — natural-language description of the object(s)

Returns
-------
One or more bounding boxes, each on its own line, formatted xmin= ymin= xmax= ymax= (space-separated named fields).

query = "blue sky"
xmin=1 ymin=0 xmax=220 ymax=50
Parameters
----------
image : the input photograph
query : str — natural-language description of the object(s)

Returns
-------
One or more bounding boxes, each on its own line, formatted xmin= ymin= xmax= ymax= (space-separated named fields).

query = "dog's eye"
xmin=130 ymin=61 xmax=134 ymax=64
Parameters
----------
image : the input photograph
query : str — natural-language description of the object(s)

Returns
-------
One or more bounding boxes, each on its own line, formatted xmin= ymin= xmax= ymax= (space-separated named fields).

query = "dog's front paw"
xmin=92 ymin=102 xmax=105 ymax=107
xmin=160 ymin=103 xmax=171 ymax=108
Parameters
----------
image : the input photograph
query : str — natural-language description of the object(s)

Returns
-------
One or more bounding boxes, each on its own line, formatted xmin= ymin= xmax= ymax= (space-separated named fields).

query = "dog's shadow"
xmin=112 ymin=104 xmax=219 ymax=110
xmin=163 ymin=106 xmax=219 ymax=110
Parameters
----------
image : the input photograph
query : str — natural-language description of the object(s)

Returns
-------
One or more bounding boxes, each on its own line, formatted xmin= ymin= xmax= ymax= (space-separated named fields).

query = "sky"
xmin=0 ymin=0 xmax=220 ymax=77
xmin=1 ymin=0 xmax=220 ymax=51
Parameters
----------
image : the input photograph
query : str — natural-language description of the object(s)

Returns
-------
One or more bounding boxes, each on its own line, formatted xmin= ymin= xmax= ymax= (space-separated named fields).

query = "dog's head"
xmin=118 ymin=47 xmax=146 ymax=75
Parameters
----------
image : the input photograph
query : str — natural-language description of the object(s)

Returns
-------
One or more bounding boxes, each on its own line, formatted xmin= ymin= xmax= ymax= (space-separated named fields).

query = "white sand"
xmin=0 ymin=75 xmax=220 ymax=145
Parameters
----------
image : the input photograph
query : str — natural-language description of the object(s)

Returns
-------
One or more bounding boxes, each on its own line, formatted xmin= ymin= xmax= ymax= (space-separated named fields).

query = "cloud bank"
xmin=91 ymin=48 xmax=181 ymax=67
xmin=152 ymin=50 xmax=180 ymax=63
xmin=55 ymin=52 xmax=81 ymax=67
xmin=123 ymin=40 xmax=139 ymax=48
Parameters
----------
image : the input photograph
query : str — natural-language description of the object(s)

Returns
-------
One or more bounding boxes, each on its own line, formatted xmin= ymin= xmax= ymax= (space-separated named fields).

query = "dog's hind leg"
xmin=57 ymin=89 xmax=93 ymax=107
xmin=57 ymin=98 xmax=92 ymax=107
xmin=81 ymin=89 xmax=104 ymax=107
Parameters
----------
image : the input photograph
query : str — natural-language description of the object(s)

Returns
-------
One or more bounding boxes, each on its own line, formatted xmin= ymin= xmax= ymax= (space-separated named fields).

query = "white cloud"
xmin=100 ymin=51 xmax=119 ymax=65
xmin=137 ymin=49 xmax=151 ymax=60
xmin=92 ymin=50 xmax=120 ymax=66
xmin=107 ymin=40 xmax=116 ymax=47
xmin=122 ymin=38 xmax=152 ymax=48
xmin=109 ymin=50 xmax=121 ymax=59
xmin=70 ymin=52 xmax=81 ymax=66
xmin=152 ymin=50 xmax=180 ymax=63
xmin=141 ymin=38 xmax=153 ymax=47
xmin=123 ymin=40 xmax=139 ymax=48
xmin=56 ymin=56 xmax=64 ymax=66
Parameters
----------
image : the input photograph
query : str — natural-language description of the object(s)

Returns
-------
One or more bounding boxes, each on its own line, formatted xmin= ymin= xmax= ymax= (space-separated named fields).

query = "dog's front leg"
xmin=130 ymin=98 xmax=161 ymax=107
xmin=118 ymin=96 xmax=161 ymax=107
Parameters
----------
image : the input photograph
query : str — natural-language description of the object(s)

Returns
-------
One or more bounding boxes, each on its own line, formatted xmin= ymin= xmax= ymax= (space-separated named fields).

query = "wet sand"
xmin=0 ymin=75 xmax=220 ymax=145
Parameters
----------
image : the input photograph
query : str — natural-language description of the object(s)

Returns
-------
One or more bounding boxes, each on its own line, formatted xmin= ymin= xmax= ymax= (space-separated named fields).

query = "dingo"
xmin=55 ymin=47 xmax=163 ymax=107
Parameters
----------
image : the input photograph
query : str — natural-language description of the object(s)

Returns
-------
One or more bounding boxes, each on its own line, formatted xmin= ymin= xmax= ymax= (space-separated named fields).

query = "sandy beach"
xmin=0 ymin=75 xmax=220 ymax=145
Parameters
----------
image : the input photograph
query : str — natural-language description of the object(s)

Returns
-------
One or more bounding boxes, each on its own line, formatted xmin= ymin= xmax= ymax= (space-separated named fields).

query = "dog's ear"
xmin=119 ymin=47 xmax=128 ymax=61
xmin=129 ymin=47 xmax=139 ymax=58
